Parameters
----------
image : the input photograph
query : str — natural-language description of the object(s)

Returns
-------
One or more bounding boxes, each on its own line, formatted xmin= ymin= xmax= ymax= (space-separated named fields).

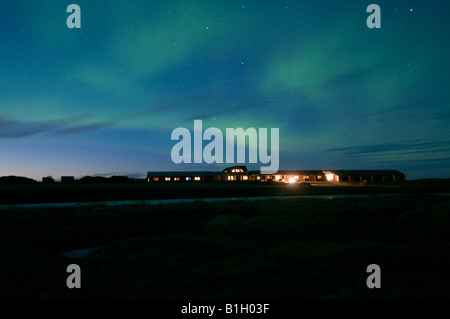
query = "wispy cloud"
xmin=0 ymin=115 xmax=112 ymax=139
xmin=367 ymin=96 xmax=450 ymax=122
xmin=327 ymin=141 xmax=450 ymax=161
xmin=53 ymin=122 xmax=112 ymax=135
xmin=378 ymin=110 xmax=450 ymax=122
xmin=371 ymin=96 xmax=450 ymax=116
xmin=321 ymin=65 xmax=383 ymax=90
xmin=0 ymin=117 xmax=54 ymax=138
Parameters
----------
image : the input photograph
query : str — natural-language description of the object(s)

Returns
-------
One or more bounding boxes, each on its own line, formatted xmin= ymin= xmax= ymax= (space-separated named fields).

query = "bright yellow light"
xmin=275 ymin=175 xmax=281 ymax=180
xmin=194 ymin=177 xmax=201 ymax=181
xmin=294 ymin=176 xmax=299 ymax=180
xmin=326 ymin=174 xmax=335 ymax=182
xmin=289 ymin=178 xmax=296 ymax=183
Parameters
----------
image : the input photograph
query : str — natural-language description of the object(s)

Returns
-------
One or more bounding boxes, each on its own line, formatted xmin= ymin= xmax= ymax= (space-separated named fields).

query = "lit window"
xmin=232 ymin=169 xmax=235 ymax=173
xmin=289 ymin=177 xmax=296 ymax=183
xmin=165 ymin=177 xmax=171 ymax=181
xmin=243 ymin=176 xmax=248 ymax=180
xmin=228 ymin=176 xmax=235 ymax=181
xmin=326 ymin=174 xmax=335 ymax=182
xmin=186 ymin=177 xmax=191 ymax=181
xmin=194 ymin=177 xmax=201 ymax=181
xmin=257 ymin=176 xmax=261 ymax=180
xmin=275 ymin=175 xmax=281 ymax=180
xmin=174 ymin=177 xmax=180 ymax=181
xmin=294 ymin=176 xmax=299 ymax=180
xmin=153 ymin=177 xmax=159 ymax=182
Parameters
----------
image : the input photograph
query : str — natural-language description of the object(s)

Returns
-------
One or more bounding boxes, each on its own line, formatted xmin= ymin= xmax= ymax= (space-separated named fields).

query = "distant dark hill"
xmin=109 ymin=176 xmax=134 ymax=184
xmin=0 ymin=176 xmax=38 ymax=185
xmin=78 ymin=176 xmax=108 ymax=184
xmin=77 ymin=175 xmax=135 ymax=184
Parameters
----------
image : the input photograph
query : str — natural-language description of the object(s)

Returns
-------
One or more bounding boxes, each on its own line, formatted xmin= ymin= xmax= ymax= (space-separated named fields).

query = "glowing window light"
xmin=194 ymin=177 xmax=201 ymax=181
xmin=243 ymin=176 xmax=248 ymax=180
xmin=326 ymin=174 xmax=335 ymax=182
xmin=275 ymin=175 xmax=281 ymax=180
xmin=294 ymin=176 xmax=299 ymax=180
xmin=165 ymin=177 xmax=171 ymax=181
xmin=289 ymin=177 xmax=296 ymax=183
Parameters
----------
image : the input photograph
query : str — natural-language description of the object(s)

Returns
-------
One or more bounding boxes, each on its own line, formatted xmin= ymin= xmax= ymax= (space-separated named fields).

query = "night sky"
xmin=0 ymin=1 xmax=449 ymax=180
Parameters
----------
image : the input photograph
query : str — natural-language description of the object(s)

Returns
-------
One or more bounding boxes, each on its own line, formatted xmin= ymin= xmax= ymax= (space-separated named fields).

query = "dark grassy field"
xmin=1 ymin=194 xmax=449 ymax=299
xmin=1 ymin=179 xmax=450 ymax=205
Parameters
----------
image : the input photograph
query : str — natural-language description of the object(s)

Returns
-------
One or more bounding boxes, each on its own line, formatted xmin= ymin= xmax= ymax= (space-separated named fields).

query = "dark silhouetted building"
xmin=61 ymin=176 xmax=75 ymax=183
xmin=42 ymin=176 xmax=55 ymax=183
xmin=147 ymin=166 xmax=406 ymax=184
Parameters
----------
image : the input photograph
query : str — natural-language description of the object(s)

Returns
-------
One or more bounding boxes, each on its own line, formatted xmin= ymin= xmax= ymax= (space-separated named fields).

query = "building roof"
xmin=248 ymin=170 xmax=325 ymax=175
xmin=248 ymin=169 xmax=405 ymax=176
xmin=222 ymin=166 xmax=248 ymax=174
xmin=328 ymin=170 xmax=405 ymax=176
xmin=148 ymin=167 xmax=406 ymax=177
xmin=147 ymin=171 xmax=217 ymax=177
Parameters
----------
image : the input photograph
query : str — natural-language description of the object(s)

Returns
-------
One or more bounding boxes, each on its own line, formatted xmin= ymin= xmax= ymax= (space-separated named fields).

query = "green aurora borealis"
xmin=0 ymin=0 xmax=449 ymax=180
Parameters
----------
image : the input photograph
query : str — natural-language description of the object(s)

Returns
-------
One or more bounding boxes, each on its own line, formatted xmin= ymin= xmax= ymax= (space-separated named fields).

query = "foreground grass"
xmin=1 ymin=180 xmax=450 ymax=205
xmin=1 ymin=195 xmax=449 ymax=298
